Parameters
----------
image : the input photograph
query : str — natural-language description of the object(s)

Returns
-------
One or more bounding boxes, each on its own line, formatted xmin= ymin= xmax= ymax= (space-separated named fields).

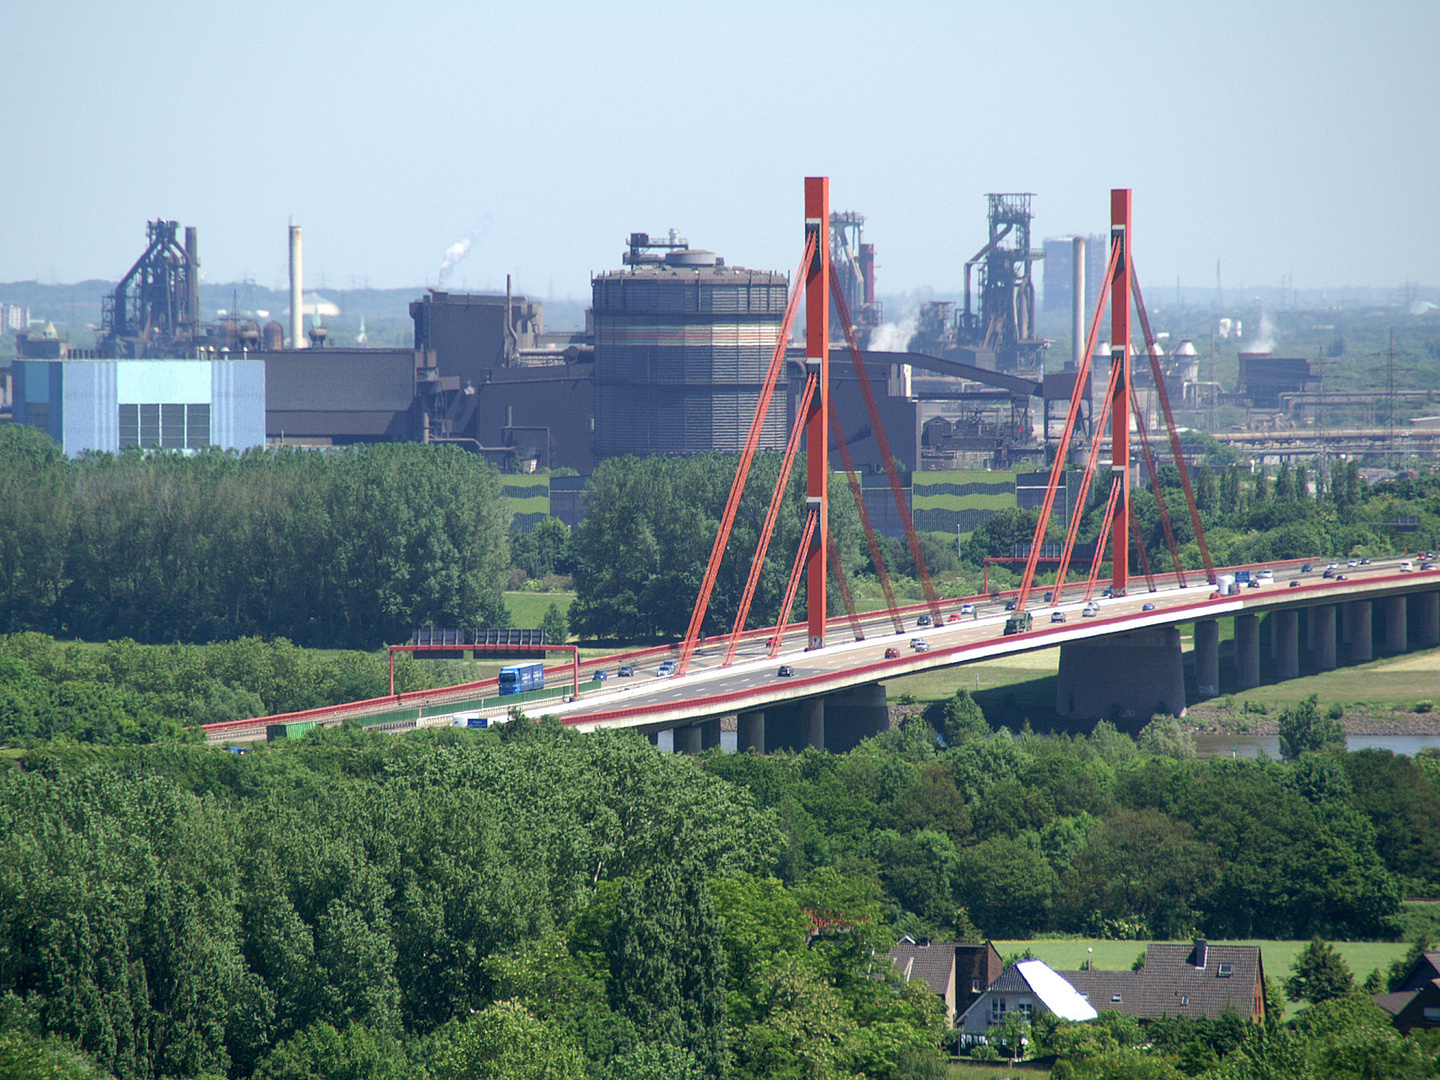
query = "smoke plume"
xmin=438 ymin=239 xmax=472 ymax=287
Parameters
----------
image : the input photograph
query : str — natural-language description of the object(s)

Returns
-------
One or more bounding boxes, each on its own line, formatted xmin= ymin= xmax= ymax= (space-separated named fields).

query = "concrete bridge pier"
xmin=1386 ymin=595 xmax=1408 ymax=654
xmin=801 ymin=698 xmax=825 ymax=749
xmin=673 ymin=724 xmax=703 ymax=755
xmin=1056 ymin=626 xmax=1186 ymax=727
xmin=1235 ymin=614 xmax=1261 ymax=690
xmin=737 ymin=711 xmax=765 ymax=753
xmin=1194 ymin=620 xmax=1220 ymax=698
xmin=1314 ymin=604 xmax=1337 ymax=670
xmin=1276 ymin=609 xmax=1300 ymax=681
xmin=1421 ymin=592 xmax=1440 ymax=647
xmin=1346 ymin=600 xmax=1373 ymax=663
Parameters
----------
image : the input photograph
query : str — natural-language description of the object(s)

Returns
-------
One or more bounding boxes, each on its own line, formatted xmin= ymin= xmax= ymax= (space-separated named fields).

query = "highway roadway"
xmin=515 ymin=554 xmax=1439 ymax=733
xmin=205 ymin=553 xmax=1438 ymax=743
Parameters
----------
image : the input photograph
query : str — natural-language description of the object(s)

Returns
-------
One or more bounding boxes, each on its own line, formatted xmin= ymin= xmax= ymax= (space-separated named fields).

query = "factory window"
xmin=120 ymin=403 xmax=212 ymax=450
xmin=140 ymin=404 xmax=161 ymax=447
xmin=186 ymin=404 xmax=210 ymax=449
xmin=119 ymin=404 xmax=138 ymax=446
xmin=161 ymin=404 xmax=186 ymax=448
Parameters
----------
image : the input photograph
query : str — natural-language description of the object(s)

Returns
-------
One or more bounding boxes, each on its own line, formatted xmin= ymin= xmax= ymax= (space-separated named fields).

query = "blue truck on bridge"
xmin=498 ymin=661 xmax=545 ymax=695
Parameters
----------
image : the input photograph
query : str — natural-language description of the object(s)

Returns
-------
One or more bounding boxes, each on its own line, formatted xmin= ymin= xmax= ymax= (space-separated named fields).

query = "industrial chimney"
xmin=1072 ymin=235 xmax=1086 ymax=368
xmin=289 ymin=224 xmax=306 ymax=349
xmin=184 ymin=226 xmax=200 ymax=329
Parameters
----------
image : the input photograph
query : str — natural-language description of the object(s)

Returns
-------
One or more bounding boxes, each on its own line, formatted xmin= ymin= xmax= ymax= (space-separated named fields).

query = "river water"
xmin=1193 ymin=732 xmax=1440 ymax=759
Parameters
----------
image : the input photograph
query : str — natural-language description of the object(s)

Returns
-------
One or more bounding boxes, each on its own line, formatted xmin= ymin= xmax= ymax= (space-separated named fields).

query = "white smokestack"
xmin=289 ymin=224 xmax=306 ymax=349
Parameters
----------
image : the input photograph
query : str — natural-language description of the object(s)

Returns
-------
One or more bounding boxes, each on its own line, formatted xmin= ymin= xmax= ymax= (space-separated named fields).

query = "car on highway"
xmin=916 ymin=614 xmax=932 ymax=627
xmin=1302 ymin=563 xmax=1313 ymax=572
xmin=1335 ymin=574 xmax=1349 ymax=581
xmin=884 ymin=647 xmax=900 ymax=658
xmin=1361 ymin=557 xmax=1372 ymax=565
xmin=777 ymin=665 xmax=794 ymax=677
xmin=1423 ymin=562 xmax=1437 ymax=571
xmin=1142 ymin=603 xmax=1156 ymax=611
xmin=1348 ymin=559 xmax=1359 ymax=568
xmin=947 ymin=614 xmax=961 ymax=622
xmin=1004 ymin=599 xmax=1017 ymax=611
xmin=618 ymin=665 xmax=635 ymax=677
xmin=911 ymin=640 xmax=930 ymax=652
xmin=1290 ymin=580 xmax=1301 ymax=587
xmin=1401 ymin=560 xmax=1414 ymax=572
xmin=1323 ymin=568 xmax=1336 ymax=579
xmin=591 ymin=670 xmax=608 ymax=682
xmin=656 ymin=661 xmax=676 ymax=678
xmin=1051 ymin=611 xmax=1067 ymax=623
xmin=1247 ymin=579 xmax=1262 ymax=588
xmin=1258 ymin=569 xmax=1274 ymax=582
xmin=1083 ymin=602 xmax=1100 ymax=617
xmin=960 ymin=603 xmax=976 ymax=616
xmin=1044 ymin=591 xmax=1054 ymax=603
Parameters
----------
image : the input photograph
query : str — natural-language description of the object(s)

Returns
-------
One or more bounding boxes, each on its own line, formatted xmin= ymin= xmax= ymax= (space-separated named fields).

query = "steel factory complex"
xmin=0 ymin=196 xmax=1361 ymax=534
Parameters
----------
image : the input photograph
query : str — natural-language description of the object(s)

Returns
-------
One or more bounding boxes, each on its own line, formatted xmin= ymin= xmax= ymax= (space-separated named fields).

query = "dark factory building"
xmin=1237 ymin=352 xmax=1321 ymax=409
xmin=265 ymin=348 xmax=423 ymax=444
xmin=592 ymin=235 xmax=789 ymax=460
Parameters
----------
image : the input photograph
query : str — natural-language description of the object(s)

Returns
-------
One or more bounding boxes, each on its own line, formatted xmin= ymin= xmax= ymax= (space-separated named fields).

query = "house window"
xmin=991 ymin=998 xmax=1006 ymax=1024
xmin=972 ymin=979 xmax=981 ymax=994
xmin=1111 ymin=994 xmax=1123 ymax=1003
xmin=1217 ymin=963 xmax=1233 ymax=978
xmin=1424 ymin=1008 xmax=1440 ymax=1022
xmin=1181 ymin=995 xmax=1189 ymax=1006
xmin=1018 ymin=1001 xmax=1033 ymax=1021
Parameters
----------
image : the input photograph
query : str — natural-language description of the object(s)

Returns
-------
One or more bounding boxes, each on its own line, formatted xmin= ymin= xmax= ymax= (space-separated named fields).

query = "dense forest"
xmin=4 ymin=699 xmax=1440 ymax=1079
xmin=0 ymin=426 xmax=510 ymax=648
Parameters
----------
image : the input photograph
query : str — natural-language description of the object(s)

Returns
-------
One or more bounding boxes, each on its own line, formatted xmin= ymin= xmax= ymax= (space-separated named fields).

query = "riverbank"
xmin=1184 ymin=703 xmax=1440 ymax=737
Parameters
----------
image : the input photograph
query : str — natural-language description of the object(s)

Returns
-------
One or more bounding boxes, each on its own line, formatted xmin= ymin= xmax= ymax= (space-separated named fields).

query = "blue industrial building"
xmin=11 ymin=357 xmax=265 ymax=455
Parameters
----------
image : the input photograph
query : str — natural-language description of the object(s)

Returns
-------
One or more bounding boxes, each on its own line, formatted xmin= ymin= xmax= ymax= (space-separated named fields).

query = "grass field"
xmin=504 ymin=590 xmax=575 ymax=630
xmin=947 ymin=1063 xmax=1050 ymax=1079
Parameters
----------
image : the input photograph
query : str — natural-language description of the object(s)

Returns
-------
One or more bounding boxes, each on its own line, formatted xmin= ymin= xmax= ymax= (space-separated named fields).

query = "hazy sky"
xmin=4 ymin=1 xmax=1436 ymax=299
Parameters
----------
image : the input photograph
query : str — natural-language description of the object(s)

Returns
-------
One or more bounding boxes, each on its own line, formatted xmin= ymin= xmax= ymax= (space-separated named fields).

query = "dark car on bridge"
xmin=1142 ymin=603 xmax=1156 ymax=611
xmin=592 ymin=670 xmax=607 ymax=682
xmin=618 ymin=665 xmax=635 ymax=677
xmin=916 ymin=614 xmax=932 ymax=627
xmin=777 ymin=665 xmax=794 ymax=677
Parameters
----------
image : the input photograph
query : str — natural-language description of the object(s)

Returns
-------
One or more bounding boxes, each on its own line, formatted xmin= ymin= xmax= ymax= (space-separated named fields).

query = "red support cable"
xmin=1127 ymin=388 xmax=1188 ymax=587
xmin=1110 ymin=189 xmax=1133 ymax=597
xmin=678 ymin=233 xmax=815 ymax=674
xmin=770 ymin=512 xmax=818 ymax=657
xmin=1016 ymin=240 xmax=1120 ymax=611
xmin=831 ymin=274 xmax=944 ymax=622
xmin=1083 ymin=475 xmax=1123 ymax=601
xmin=804 ymin=177 xmax=830 ymax=651
xmin=830 ymin=398 xmax=905 ymax=635
xmin=1130 ymin=269 xmax=1216 ymax=583
xmin=826 ymin=533 xmax=866 ymax=641
xmin=723 ymin=376 xmax=817 ymax=666
xmin=1046 ymin=352 xmax=1124 ymax=608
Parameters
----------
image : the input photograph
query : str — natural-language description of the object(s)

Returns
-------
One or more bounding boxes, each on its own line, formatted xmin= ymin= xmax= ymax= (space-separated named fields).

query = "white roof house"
xmin=957 ymin=959 xmax=1097 ymax=1035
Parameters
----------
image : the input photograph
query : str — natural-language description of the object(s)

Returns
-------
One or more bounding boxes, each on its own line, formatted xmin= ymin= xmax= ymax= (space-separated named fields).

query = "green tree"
xmin=426 ymin=1001 xmax=584 ymax=1080
xmin=255 ymin=1021 xmax=417 ymax=1080
xmin=1278 ymin=695 xmax=1345 ymax=760
xmin=608 ymin=867 xmax=727 ymax=1080
xmin=541 ymin=602 xmax=570 ymax=644
xmin=1285 ymin=936 xmax=1354 ymax=1004
xmin=1138 ymin=715 xmax=1196 ymax=760
xmin=941 ymin=689 xmax=989 ymax=746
